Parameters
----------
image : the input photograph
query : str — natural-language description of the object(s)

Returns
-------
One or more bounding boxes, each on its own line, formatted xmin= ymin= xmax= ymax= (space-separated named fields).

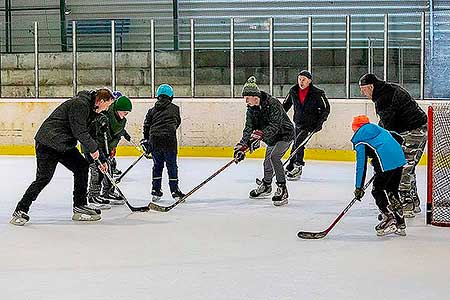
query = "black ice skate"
xmin=272 ymin=182 xmax=288 ymax=206
xmin=391 ymin=206 xmax=406 ymax=236
xmin=375 ymin=212 xmax=397 ymax=236
xmin=72 ymin=205 xmax=101 ymax=222
xmin=99 ymin=192 xmax=125 ymax=205
xmin=151 ymin=189 xmax=163 ymax=202
xmin=249 ymin=181 xmax=272 ymax=198
xmin=286 ymin=163 xmax=303 ymax=181
xmin=172 ymin=189 xmax=186 ymax=202
xmin=10 ymin=210 xmax=30 ymax=226
xmin=88 ymin=195 xmax=112 ymax=210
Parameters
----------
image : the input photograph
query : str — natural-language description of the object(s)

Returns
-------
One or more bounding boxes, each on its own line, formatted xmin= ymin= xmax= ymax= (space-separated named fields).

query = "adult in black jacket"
xmin=234 ymin=76 xmax=294 ymax=206
xmin=359 ymin=73 xmax=427 ymax=217
xmin=10 ymin=89 xmax=114 ymax=226
xmin=142 ymin=84 xmax=184 ymax=202
xmin=282 ymin=70 xmax=330 ymax=180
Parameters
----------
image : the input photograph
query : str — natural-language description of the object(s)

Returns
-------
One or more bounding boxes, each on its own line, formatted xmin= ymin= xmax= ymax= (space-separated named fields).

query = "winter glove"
xmin=233 ymin=143 xmax=247 ymax=164
xmin=99 ymin=121 xmax=108 ymax=134
xmin=140 ymin=139 xmax=153 ymax=155
xmin=249 ymin=130 xmax=263 ymax=153
xmin=123 ymin=131 xmax=131 ymax=142
xmin=354 ymin=188 xmax=365 ymax=201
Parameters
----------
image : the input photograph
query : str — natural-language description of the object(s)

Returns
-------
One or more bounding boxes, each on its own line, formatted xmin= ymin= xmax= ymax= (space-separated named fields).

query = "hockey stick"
xmin=128 ymin=138 xmax=152 ymax=159
xmin=297 ymin=175 xmax=375 ymax=240
xmin=256 ymin=130 xmax=315 ymax=185
xmin=96 ymin=160 xmax=150 ymax=212
xmin=147 ymin=158 xmax=239 ymax=212
xmin=113 ymin=153 xmax=146 ymax=184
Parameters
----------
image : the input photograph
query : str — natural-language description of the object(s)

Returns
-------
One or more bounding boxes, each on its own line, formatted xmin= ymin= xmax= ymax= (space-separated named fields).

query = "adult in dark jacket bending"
xmin=11 ymin=89 xmax=114 ymax=226
xmin=359 ymin=73 xmax=427 ymax=217
xmin=282 ymin=70 xmax=330 ymax=180
xmin=234 ymin=76 xmax=294 ymax=206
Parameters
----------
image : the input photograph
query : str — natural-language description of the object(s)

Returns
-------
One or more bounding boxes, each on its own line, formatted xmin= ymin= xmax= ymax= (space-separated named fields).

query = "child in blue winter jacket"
xmin=351 ymin=115 xmax=407 ymax=236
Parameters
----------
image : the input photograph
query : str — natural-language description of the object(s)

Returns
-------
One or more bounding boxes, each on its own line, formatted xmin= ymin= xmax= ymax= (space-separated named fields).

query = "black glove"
xmin=249 ymin=130 xmax=263 ymax=153
xmin=354 ymin=188 xmax=365 ymax=201
xmin=123 ymin=131 xmax=131 ymax=142
xmin=140 ymin=139 xmax=153 ymax=155
xmin=99 ymin=121 xmax=108 ymax=134
xmin=233 ymin=143 xmax=247 ymax=163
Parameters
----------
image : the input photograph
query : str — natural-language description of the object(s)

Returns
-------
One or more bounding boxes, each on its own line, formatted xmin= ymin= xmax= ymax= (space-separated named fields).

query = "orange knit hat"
xmin=352 ymin=115 xmax=370 ymax=131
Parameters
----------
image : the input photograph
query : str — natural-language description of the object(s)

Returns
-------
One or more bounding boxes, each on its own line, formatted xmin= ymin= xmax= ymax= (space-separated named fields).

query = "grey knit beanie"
xmin=241 ymin=76 xmax=261 ymax=97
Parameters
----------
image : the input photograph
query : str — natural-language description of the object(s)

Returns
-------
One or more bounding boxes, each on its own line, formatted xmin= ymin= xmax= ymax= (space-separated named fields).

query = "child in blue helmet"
xmin=142 ymin=84 xmax=185 ymax=202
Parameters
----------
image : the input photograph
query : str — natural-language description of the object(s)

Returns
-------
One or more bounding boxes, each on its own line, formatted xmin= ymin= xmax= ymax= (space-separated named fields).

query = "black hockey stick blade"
xmin=96 ymin=160 xmax=150 ymax=212
xmin=297 ymin=231 xmax=327 ymax=240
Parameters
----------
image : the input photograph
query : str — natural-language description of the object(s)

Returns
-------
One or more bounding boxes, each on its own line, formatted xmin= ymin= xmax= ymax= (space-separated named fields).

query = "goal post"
xmin=427 ymin=104 xmax=450 ymax=227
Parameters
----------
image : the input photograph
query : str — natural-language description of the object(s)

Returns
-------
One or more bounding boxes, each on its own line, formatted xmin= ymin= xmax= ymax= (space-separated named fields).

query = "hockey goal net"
xmin=427 ymin=104 xmax=450 ymax=227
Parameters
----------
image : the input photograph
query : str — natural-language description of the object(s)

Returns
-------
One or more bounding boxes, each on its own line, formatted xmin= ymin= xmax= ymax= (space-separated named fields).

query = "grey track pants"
xmin=263 ymin=140 xmax=292 ymax=184
xmin=398 ymin=124 xmax=427 ymax=202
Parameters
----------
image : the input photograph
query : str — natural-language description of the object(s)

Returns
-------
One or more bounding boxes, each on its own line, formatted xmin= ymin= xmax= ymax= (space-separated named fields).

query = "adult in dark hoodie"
xmin=142 ymin=84 xmax=184 ymax=202
xmin=10 ymin=89 xmax=114 ymax=226
xmin=282 ymin=70 xmax=330 ymax=180
xmin=359 ymin=73 xmax=427 ymax=217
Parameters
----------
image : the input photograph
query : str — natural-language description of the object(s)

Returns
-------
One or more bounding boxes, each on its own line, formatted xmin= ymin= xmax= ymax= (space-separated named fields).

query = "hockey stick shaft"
xmin=114 ymin=153 xmax=145 ymax=184
xmin=297 ymin=175 xmax=375 ymax=239
xmin=256 ymin=130 xmax=315 ymax=184
xmin=148 ymin=158 xmax=238 ymax=212
xmin=95 ymin=160 xmax=149 ymax=212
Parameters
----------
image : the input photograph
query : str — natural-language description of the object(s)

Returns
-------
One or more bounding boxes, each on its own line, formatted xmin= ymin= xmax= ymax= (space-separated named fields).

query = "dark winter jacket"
xmin=143 ymin=96 xmax=181 ymax=151
xmin=35 ymin=90 xmax=99 ymax=153
xmin=372 ymin=81 xmax=427 ymax=133
xmin=240 ymin=91 xmax=294 ymax=147
xmin=282 ymin=84 xmax=330 ymax=131
xmin=104 ymin=102 xmax=129 ymax=150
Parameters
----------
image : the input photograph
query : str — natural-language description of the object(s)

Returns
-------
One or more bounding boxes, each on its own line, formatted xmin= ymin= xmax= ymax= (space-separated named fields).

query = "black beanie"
xmin=298 ymin=70 xmax=312 ymax=80
xmin=359 ymin=73 xmax=381 ymax=86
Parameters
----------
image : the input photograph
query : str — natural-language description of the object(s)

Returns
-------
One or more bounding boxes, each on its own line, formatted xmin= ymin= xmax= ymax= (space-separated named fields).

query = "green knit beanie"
xmin=241 ymin=76 xmax=261 ymax=97
xmin=114 ymin=95 xmax=132 ymax=112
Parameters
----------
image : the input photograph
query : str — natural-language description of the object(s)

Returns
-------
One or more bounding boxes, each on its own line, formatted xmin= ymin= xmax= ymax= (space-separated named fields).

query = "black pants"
xmin=286 ymin=127 xmax=311 ymax=170
xmin=371 ymin=167 xmax=403 ymax=214
xmin=16 ymin=142 xmax=89 ymax=213
xmin=152 ymin=149 xmax=179 ymax=193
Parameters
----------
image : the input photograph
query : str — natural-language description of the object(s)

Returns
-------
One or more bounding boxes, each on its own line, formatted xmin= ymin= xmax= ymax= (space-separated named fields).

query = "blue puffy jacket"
xmin=351 ymin=123 xmax=406 ymax=188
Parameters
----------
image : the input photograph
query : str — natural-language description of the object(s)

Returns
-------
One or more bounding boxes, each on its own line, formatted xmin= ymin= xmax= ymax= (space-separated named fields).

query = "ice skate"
xmin=88 ymin=196 xmax=111 ymax=210
xmin=151 ymin=189 xmax=163 ymax=202
xmin=272 ymin=182 xmax=288 ymax=206
xmin=10 ymin=210 xmax=30 ymax=226
xmin=172 ymin=189 xmax=186 ymax=202
xmin=99 ymin=192 xmax=125 ymax=205
xmin=72 ymin=205 xmax=101 ymax=222
xmin=286 ymin=164 xmax=302 ymax=181
xmin=375 ymin=212 xmax=397 ymax=236
xmin=249 ymin=180 xmax=272 ymax=198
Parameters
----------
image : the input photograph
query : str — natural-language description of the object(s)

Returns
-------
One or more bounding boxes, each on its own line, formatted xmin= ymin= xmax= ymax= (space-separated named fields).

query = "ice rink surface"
xmin=1 ymin=156 xmax=450 ymax=300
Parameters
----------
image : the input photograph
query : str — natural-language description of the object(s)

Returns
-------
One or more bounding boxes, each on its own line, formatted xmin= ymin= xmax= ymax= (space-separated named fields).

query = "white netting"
xmin=430 ymin=104 xmax=450 ymax=226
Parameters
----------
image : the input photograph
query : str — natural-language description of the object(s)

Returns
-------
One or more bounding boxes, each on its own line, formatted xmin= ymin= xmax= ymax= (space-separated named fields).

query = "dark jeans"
xmin=152 ymin=149 xmax=179 ymax=193
xmin=286 ymin=127 xmax=311 ymax=170
xmin=371 ymin=167 xmax=403 ymax=214
xmin=16 ymin=142 xmax=89 ymax=213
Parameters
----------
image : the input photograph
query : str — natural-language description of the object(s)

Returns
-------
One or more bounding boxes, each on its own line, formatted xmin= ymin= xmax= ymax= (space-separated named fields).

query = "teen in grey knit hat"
xmin=242 ymin=76 xmax=261 ymax=97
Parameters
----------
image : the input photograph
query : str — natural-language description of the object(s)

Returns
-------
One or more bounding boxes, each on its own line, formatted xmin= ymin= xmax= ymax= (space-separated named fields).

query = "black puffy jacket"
xmin=240 ymin=91 xmax=294 ymax=147
xmin=143 ymin=96 xmax=181 ymax=151
xmin=35 ymin=90 xmax=99 ymax=153
xmin=282 ymin=84 xmax=330 ymax=131
xmin=372 ymin=81 xmax=427 ymax=133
